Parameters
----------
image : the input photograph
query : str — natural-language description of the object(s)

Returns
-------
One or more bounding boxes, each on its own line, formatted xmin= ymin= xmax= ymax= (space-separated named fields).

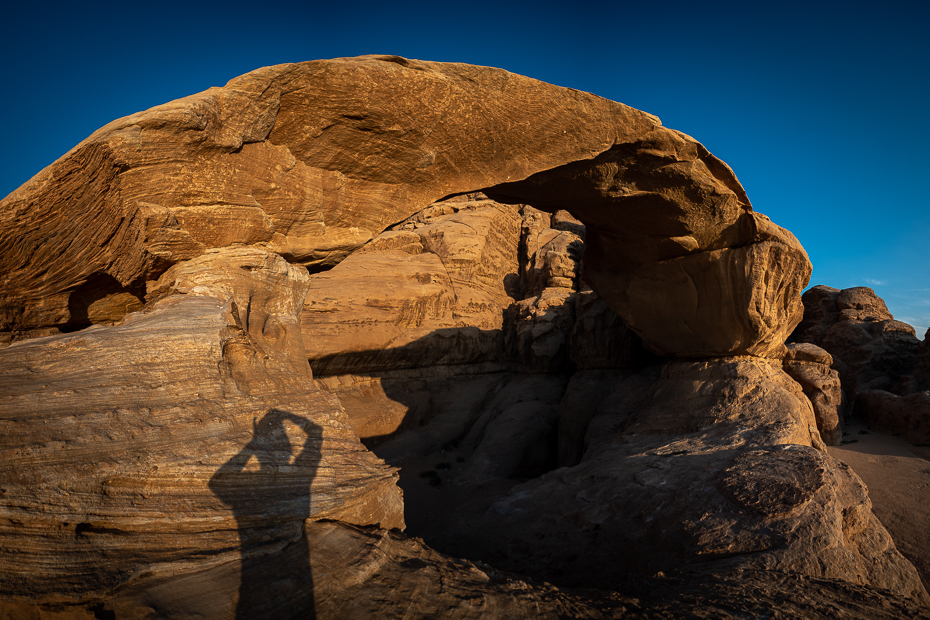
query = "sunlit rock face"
xmin=0 ymin=247 xmax=404 ymax=610
xmin=0 ymin=55 xmax=807 ymax=359
xmin=783 ymin=343 xmax=845 ymax=445
xmin=1 ymin=57 xmax=927 ymax=619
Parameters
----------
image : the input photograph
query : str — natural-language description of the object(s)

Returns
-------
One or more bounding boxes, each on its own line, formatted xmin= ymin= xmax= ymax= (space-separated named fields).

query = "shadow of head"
xmin=209 ymin=409 xmax=323 ymax=520
xmin=249 ymin=408 xmax=322 ymax=462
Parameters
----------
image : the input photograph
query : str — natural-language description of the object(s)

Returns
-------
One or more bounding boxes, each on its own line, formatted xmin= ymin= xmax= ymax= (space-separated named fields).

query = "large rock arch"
xmin=3 ymin=57 xmax=926 ymax=618
xmin=0 ymin=55 xmax=808 ymax=358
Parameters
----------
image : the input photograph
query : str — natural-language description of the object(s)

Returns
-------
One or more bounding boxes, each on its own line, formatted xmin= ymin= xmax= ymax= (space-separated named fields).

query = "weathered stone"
xmin=302 ymin=198 xmax=521 ymax=379
xmin=0 ymin=248 xmax=403 ymax=603
xmin=18 ymin=518 xmax=924 ymax=619
xmin=912 ymin=329 xmax=930 ymax=391
xmin=1 ymin=56 xmax=806 ymax=361
xmin=423 ymin=358 xmax=929 ymax=605
xmin=488 ymin=155 xmax=811 ymax=357
xmin=570 ymin=286 xmax=651 ymax=370
xmin=588 ymin=231 xmax=809 ymax=358
xmin=792 ymin=285 xmax=921 ymax=402
xmin=783 ymin=343 xmax=845 ymax=445
xmin=556 ymin=368 xmax=634 ymax=467
xmin=315 ymin=366 xmax=517 ymax=450
xmin=0 ymin=57 xmax=922 ymax=618
xmin=0 ymin=56 xmax=657 ymax=339
xmin=512 ymin=287 xmax=576 ymax=372
xmin=457 ymin=400 xmax=559 ymax=484
xmin=377 ymin=373 xmax=565 ymax=464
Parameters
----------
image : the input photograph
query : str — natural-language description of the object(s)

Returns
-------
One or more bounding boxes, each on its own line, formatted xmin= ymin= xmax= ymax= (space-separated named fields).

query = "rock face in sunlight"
xmin=0 ymin=248 xmax=403 ymax=609
xmin=1 ymin=56 xmax=928 ymax=618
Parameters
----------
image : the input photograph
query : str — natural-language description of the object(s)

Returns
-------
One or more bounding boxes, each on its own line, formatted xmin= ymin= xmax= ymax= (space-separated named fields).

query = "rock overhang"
xmin=0 ymin=54 xmax=809 ymax=359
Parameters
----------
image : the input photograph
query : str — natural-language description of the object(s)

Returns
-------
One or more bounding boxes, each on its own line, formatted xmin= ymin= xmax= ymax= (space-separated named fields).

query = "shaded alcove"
xmin=307 ymin=311 xmax=658 ymax=559
xmin=61 ymin=272 xmax=145 ymax=333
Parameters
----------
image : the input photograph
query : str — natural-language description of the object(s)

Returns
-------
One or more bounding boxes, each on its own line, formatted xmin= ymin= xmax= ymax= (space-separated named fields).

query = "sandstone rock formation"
xmin=792 ymin=286 xmax=920 ymax=392
xmin=0 ymin=56 xmax=808 ymax=360
xmin=783 ymin=342 xmax=845 ymax=445
xmin=915 ymin=329 xmax=930 ymax=390
xmin=0 ymin=247 xmax=403 ymax=612
xmin=792 ymin=285 xmax=930 ymax=442
xmin=422 ymin=357 xmax=927 ymax=600
xmin=1 ymin=56 xmax=926 ymax=618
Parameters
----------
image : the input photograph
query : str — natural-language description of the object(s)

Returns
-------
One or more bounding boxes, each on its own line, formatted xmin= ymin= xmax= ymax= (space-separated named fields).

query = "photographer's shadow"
xmin=209 ymin=409 xmax=321 ymax=619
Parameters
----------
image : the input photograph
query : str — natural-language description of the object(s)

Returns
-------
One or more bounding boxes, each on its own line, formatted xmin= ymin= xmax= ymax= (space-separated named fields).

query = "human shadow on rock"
xmin=209 ymin=409 xmax=321 ymax=620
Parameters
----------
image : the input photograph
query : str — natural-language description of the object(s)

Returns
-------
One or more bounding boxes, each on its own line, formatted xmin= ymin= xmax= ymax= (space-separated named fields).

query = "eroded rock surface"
xmin=303 ymin=196 xmax=603 ymax=453
xmin=792 ymin=285 xmax=921 ymax=396
xmin=1 ymin=56 xmax=808 ymax=361
xmin=792 ymin=285 xmax=930 ymax=442
xmin=409 ymin=358 xmax=929 ymax=614
xmin=783 ymin=343 xmax=845 ymax=445
xmin=0 ymin=57 xmax=924 ymax=618
xmin=0 ymin=248 xmax=403 ymax=608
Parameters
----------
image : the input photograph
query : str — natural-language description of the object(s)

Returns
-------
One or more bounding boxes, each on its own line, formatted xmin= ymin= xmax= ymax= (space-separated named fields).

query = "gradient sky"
xmin=3 ymin=0 xmax=928 ymax=335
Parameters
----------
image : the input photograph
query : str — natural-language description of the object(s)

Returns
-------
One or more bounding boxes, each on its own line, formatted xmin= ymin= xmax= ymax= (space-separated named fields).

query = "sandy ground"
xmin=828 ymin=418 xmax=930 ymax=590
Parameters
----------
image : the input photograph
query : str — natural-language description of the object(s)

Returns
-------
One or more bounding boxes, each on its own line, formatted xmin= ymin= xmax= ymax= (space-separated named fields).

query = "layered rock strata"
xmin=0 ymin=248 xmax=403 ymax=610
xmin=1 ymin=55 xmax=808 ymax=360
xmin=0 ymin=56 xmax=925 ymax=618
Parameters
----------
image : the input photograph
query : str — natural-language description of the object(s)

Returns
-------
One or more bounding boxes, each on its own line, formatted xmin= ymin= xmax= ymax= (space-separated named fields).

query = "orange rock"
xmin=1 ymin=56 xmax=807 ymax=359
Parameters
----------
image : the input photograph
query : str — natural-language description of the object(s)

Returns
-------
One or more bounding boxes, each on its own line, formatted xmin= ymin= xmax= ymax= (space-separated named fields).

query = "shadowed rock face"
xmin=791 ymin=285 xmax=930 ymax=443
xmin=0 ymin=57 xmax=925 ymax=618
xmin=423 ymin=358 xmax=925 ymax=595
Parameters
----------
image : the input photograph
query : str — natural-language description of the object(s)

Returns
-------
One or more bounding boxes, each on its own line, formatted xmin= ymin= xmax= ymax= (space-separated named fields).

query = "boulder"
xmin=488 ymin=154 xmax=812 ymax=357
xmin=426 ymin=358 xmax=925 ymax=605
xmin=792 ymin=285 xmax=921 ymax=399
xmin=783 ymin=343 xmax=845 ymax=445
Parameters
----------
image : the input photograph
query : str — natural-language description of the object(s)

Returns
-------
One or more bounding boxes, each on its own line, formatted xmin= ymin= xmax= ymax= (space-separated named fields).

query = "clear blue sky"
xmin=3 ymin=0 xmax=928 ymax=335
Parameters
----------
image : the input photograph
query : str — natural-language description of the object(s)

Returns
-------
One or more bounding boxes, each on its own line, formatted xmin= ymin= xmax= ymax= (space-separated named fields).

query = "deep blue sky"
xmin=3 ymin=1 xmax=928 ymax=334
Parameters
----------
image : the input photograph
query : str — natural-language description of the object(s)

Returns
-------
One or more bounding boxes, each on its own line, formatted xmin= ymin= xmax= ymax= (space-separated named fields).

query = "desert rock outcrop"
xmin=792 ymin=286 xmax=921 ymax=395
xmin=422 ymin=357 xmax=926 ymax=599
xmin=0 ymin=56 xmax=926 ymax=618
xmin=0 ymin=247 xmax=403 ymax=607
xmin=1 ymin=56 xmax=808 ymax=360
xmin=792 ymin=285 xmax=930 ymax=442
xmin=783 ymin=343 xmax=845 ymax=445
